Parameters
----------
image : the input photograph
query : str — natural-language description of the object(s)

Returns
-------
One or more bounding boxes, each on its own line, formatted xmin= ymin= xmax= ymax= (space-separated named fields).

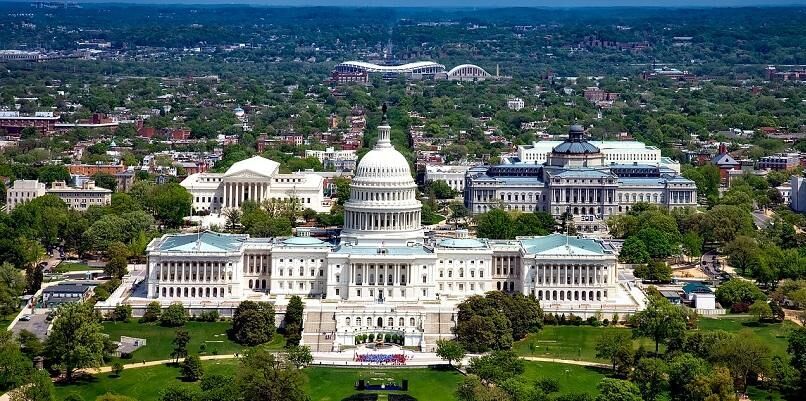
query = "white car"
xmin=20 ymin=315 xmax=32 ymax=321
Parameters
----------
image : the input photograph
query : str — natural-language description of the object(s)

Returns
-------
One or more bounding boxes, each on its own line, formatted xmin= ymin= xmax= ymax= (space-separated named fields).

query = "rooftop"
xmin=154 ymin=231 xmax=247 ymax=253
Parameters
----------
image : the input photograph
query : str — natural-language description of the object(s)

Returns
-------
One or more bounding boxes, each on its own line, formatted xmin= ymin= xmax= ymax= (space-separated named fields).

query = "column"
xmin=224 ymin=183 xmax=229 ymax=208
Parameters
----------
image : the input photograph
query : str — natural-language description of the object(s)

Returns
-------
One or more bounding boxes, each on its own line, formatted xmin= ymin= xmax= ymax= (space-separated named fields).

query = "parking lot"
xmin=11 ymin=312 xmax=51 ymax=340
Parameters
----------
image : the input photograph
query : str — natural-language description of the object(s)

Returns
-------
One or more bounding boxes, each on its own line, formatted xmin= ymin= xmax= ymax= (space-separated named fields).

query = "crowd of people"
xmin=354 ymin=353 xmax=409 ymax=365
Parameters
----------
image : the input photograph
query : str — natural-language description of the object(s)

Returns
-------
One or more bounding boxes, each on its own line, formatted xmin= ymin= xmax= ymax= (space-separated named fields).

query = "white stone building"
xmin=425 ymin=165 xmax=470 ymax=193
xmin=465 ymin=126 xmax=697 ymax=232
xmin=305 ymin=147 xmax=357 ymax=171
xmin=181 ymin=156 xmax=331 ymax=214
xmin=507 ymin=97 xmax=525 ymax=111
xmin=138 ymin=113 xmax=642 ymax=352
xmin=5 ymin=179 xmax=46 ymax=211
xmin=47 ymin=180 xmax=112 ymax=211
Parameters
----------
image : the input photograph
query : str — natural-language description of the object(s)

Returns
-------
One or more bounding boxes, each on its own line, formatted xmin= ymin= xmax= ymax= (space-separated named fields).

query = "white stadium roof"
xmin=335 ymin=60 xmax=446 ymax=74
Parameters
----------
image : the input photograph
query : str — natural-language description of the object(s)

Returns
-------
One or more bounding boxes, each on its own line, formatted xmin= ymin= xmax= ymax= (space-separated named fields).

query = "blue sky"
xmin=4 ymin=0 xmax=806 ymax=7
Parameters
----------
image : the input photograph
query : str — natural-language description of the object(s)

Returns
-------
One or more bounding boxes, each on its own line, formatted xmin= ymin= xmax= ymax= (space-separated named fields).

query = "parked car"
xmin=20 ymin=315 xmax=32 ymax=321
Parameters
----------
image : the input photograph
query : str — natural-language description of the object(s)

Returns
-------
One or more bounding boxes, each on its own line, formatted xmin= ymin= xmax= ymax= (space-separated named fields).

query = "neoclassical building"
xmin=181 ymin=156 xmax=332 ymax=214
xmin=138 ymin=113 xmax=643 ymax=351
xmin=464 ymin=125 xmax=697 ymax=232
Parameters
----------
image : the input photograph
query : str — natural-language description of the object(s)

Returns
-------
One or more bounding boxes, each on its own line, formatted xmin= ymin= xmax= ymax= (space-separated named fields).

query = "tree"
xmin=37 ymin=165 xmax=70 ymax=185
xmin=17 ymin=329 xmax=43 ymax=360
xmin=224 ymin=208 xmax=242 ymax=230
xmin=701 ymin=205 xmax=754 ymax=244
xmin=748 ymin=300 xmax=773 ymax=321
xmin=0 ymin=262 xmax=26 ymax=316
xmin=44 ymin=302 xmax=105 ymax=381
xmin=595 ymin=379 xmax=642 ymax=401
xmin=595 ymin=330 xmax=633 ymax=373
xmin=713 ymin=330 xmax=770 ymax=393
xmin=182 ymin=355 xmax=203 ymax=381
xmin=456 ymin=375 xmax=509 ymax=401
xmin=788 ymin=327 xmax=806 ymax=392
xmin=104 ymin=241 xmax=129 ymax=279
xmin=92 ymin=173 xmax=118 ymax=192
xmin=619 ymin=237 xmax=649 ymax=264
xmin=455 ymin=295 xmax=513 ymax=352
xmin=436 ymin=339 xmax=466 ymax=367
xmin=141 ymin=301 xmax=161 ymax=323
xmin=633 ymin=296 xmax=690 ymax=353
xmin=231 ymin=301 xmax=275 ymax=346
xmin=0 ymin=331 xmax=34 ymax=392
xmin=715 ymin=279 xmax=765 ymax=308
xmin=159 ymin=386 xmax=200 ymax=401
xmin=668 ymin=353 xmax=710 ymax=401
xmin=634 ymin=260 xmax=672 ymax=283
xmin=680 ymin=232 xmax=703 ymax=261
xmin=148 ymin=183 xmax=192 ymax=228
xmin=284 ymin=345 xmax=313 ymax=368
xmin=236 ymin=347 xmax=307 ymax=401
xmin=110 ymin=304 xmax=132 ymax=322
xmin=172 ymin=329 xmax=190 ymax=363
xmin=9 ymin=370 xmax=54 ymax=401
xmin=475 ymin=209 xmax=513 ymax=240
xmin=725 ymin=236 xmax=761 ymax=276
xmin=630 ymin=358 xmax=667 ymax=401
xmin=467 ymin=350 xmax=524 ymax=385
xmin=160 ymin=303 xmax=187 ymax=327
xmin=428 ymin=180 xmax=457 ymax=199
xmin=513 ymin=213 xmax=551 ymax=237
xmin=111 ymin=362 xmax=124 ymax=377
xmin=283 ymin=296 xmax=304 ymax=347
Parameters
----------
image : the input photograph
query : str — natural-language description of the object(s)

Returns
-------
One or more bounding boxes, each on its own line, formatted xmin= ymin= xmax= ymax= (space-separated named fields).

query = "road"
xmin=752 ymin=210 xmax=772 ymax=230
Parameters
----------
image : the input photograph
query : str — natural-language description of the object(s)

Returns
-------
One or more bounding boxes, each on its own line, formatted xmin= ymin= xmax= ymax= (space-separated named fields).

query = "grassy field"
xmin=696 ymin=317 xmax=798 ymax=357
xmin=55 ymin=360 xmax=238 ymax=401
xmin=102 ymin=319 xmax=284 ymax=363
xmin=55 ymin=262 xmax=98 ymax=272
xmin=514 ymin=317 xmax=798 ymax=362
xmin=54 ymin=360 xmax=604 ymax=401
xmin=513 ymin=325 xmax=658 ymax=361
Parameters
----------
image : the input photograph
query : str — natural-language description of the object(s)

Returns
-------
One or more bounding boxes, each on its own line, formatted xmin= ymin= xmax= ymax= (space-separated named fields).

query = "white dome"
xmin=340 ymin=117 xmax=423 ymax=247
xmin=355 ymin=148 xmax=412 ymax=180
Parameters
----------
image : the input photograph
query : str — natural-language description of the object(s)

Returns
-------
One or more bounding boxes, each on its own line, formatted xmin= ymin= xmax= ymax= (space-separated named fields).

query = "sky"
xmin=4 ymin=0 xmax=806 ymax=7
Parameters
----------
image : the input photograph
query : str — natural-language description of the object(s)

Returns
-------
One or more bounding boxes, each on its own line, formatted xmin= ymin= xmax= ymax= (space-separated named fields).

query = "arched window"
xmin=356 ymin=317 xmax=362 ymax=326
xmin=399 ymin=317 xmax=405 ymax=327
xmin=409 ymin=317 xmax=416 ymax=326
xmin=346 ymin=317 xmax=351 ymax=326
xmin=377 ymin=317 xmax=383 ymax=327
xmin=388 ymin=317 xmax=394 ymax=327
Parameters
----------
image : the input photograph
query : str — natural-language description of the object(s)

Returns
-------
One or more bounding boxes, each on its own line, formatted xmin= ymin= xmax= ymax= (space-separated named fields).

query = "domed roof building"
xmin=341 ymin=105 xmax=423 ymax=247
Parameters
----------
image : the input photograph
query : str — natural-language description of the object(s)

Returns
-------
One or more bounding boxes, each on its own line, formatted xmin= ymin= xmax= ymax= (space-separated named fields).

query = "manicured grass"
xmin=696 ymin=317 xmax=798 ymax=357
xmin=55 ymin=360 xmax=238 ymax=401
xmin=304 ymin=366 xmax=464 ymax=401
xmin=55 ymin=362 xmax=463 ymax=401
xmin=54 ymin=361 xmax=603 ymax=401
xmin=102 ymin=319 xmax=284 ymax=363
xmin=521 ymin=362 xmax=606 ymax=396
xmin=513 ymin=326 xmax=658 ymax=361
xmin=55 ymin=262 xmax=98 ymax=272
xmin=514 ymin=318 xmax=798 ymax=362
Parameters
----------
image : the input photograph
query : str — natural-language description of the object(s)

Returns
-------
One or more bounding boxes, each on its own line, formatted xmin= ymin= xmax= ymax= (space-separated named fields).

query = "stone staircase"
xmin=302 ymin=310 xmax=337 ymax=352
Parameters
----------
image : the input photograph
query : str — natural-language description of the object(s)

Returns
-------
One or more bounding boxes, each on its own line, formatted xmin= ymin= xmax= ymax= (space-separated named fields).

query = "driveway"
xmin=11 ymin=312 xmax=50 ymax=340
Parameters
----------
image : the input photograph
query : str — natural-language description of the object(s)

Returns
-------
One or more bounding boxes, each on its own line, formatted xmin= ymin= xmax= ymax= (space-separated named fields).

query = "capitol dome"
xmin=340 ymin=106 xmax=423 ymax=247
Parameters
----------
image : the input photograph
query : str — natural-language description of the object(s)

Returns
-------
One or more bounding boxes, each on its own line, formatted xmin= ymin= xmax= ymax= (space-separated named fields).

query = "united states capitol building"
xmin=129 ymin=111 xmax=646 ymax=352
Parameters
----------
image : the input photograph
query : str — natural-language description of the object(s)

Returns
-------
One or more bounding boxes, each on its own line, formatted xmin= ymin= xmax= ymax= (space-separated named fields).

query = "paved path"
xmin=521 ymin=356 xmax=609 ymax=369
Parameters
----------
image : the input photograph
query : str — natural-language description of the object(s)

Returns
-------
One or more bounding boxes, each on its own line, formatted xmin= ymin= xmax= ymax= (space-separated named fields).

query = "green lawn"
xmin=55 ymin=262 xmax=98 ymax=272
xmin=54 ymin=361 xmax=604 ymax=401
xmin=514 ymin=318 xmax=798 ymax=362
xmin=102 ymin=319 xmax=284 ymax=363
xmin=696 ymin=317 xmax=798 ymax=357
xmin=513 ymin=326 xmax=658 ymax=361
xmin=55 ymin=360 xmax=238 ymax=401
